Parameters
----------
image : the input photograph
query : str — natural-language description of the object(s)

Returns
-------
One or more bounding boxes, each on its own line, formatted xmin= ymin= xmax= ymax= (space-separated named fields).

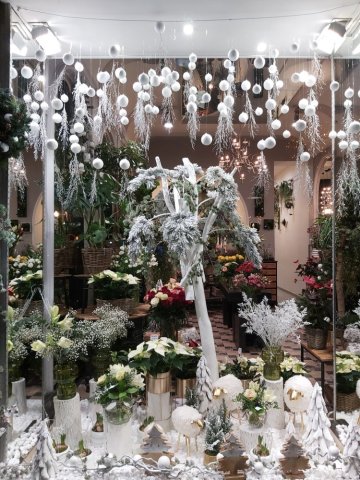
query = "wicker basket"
xmin=336 ymin=391 xmax=360 ymax=412
xmin=54 ymin=247 xmax=74 ymax=274
xmin=81 ymin=247 xmax=113 ymax=274
xmin=305 ymin=327 xmax=328 ymax=350
xmin=96 ymin=297 xmax=138 ymax=314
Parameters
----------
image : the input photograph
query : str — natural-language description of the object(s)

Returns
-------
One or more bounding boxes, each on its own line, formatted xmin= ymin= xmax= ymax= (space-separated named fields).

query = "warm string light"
xmin=320 ymin=185 xmax=333 ymax=214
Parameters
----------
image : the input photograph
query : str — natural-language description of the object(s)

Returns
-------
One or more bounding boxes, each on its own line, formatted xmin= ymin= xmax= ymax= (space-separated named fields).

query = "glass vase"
xmin=245 ymin=410 xmax=266 ymax=428
xmin=91 ymin=348 xmax=111 ymax=380
xmin=261 ymin=346 xmax=284 ymax=381
xmin=104 ymin=401 xmax=132 ymax=425
xmin=54 ymin=364 xmax=77 ymax=400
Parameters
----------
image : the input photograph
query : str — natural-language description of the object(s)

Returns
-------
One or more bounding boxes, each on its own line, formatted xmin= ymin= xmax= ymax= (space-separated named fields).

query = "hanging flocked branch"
xmin=215 ymin=77 xmax=235 ymax=154
xmin=161 ymin=62 xmax=177 ymax=130
xmin=185 ymin=53 xmax=200 ymax=148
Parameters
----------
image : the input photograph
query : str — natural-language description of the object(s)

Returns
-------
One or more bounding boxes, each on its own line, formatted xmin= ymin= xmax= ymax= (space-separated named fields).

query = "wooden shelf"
xmin=261 ymin=261 xmax=277 ymax=303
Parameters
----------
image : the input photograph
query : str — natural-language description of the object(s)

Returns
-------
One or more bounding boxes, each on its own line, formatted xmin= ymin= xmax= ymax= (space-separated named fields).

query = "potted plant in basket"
xmin=335 ymin=351 xmax=360 ymax=412
xmin=236 ymin=380 xmax=278 ymax=428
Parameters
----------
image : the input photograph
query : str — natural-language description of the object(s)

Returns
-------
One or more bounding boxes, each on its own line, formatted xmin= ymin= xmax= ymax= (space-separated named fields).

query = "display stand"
xmin=239 ymin=422 xmax=272 ymax=452
xmin=264 ymin=378 xmax=285 ymax=429
xmin=11 ymin=378 xmax=27 ymax=415
xmin=53 ymin=393 xmax=82 ymax=449
xmin=89 ymin=378 xmax=103 ymax=422
xmin=104 ymin=418 xmax=132 ymax=458
xmin=147 ymin=392 xmax=171 ymax=431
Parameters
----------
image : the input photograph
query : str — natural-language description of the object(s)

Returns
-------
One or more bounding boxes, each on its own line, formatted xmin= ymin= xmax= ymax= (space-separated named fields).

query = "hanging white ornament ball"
xmin=87 ymin=87 xmax=96 ymax=97
xmin=219 ymin=80 xmax=230 ymax=92
xmin=305 ymin=74 xmax=316 ymax=88
xmin=186 ymin=101 xmax=198 ymax=114
xmin=227 ymin=73 xmax=235 ymax=83
xmin=92 ymin=157 xmax=104 ymax=170
xmin=157 ymin=456 xmax=171 ymax=469
xmin=52 ymin=113 xmax=62 ymax=124
xmin=30 ymin=101 xmax=40 ymax=111
xmin=224 ymin=95 xmax=235 ymax=108
xmin=148 ymin=68 xmax=156 ymax=78
xmin=30 ymin=113 xmax=40 ymax=122
xmin=73 ymin=122 xmax=84 ymax=134
xmin=189 ymin=52 xmax=197 ymax=63
xmin=171 ymin=81 xmax=181 ymax=92
xmin=10 ymin=67 xmax=18 ymax=80
xmin=189 ymin=86 xmax=198 ymax=95
xmin=238 ymin=112 xmax=248 ymax=123
xmin=150 ymin=75 xmax=161 ymax=87
xmin=217 ymin=102 xmax=226 ymax=113
xmin=265 ymin=98 xmax=277 ymax=111
xmin=165 ymin=73 xmax=175 ymax=85
xmin=344 ymin=99 xmax=352 ymax=108
xmin=257 ymin=139 xmax=266 ymax=151
xmin=183 ymin=71 xmax=191 ymax=81
xmin=294 ymin=119 xmax=306 ymax=132
xmin=40 ymin=101 xmax=49 ymax=111
xmin=139 ymin=72 xmax=150 ymax=85
xmin=204 ymin=73 xmax=212 ymax=82
xmin=188 ymin=61 xmax=196 ymax=71
xmin=132 ymin=81 xmax=142 ymax=93
xmin=291 ymin=72 xmax=300 ymax=83
xmin=202 ymin=92 xmax=211 ymax=103
xmin=161 ymin=67 xmax=171 ymax=78
xmin=119 ymin=108 xmax=127 ymax=117
xmin=330 ymin=81 xmax=340 ymax=92
xmin=144 ymin=104 xmax=153 ymax=114
xmin=299 ymin=70 xmax=309 ymax=82
xmin=34 ymin=91 xmax=44 ymax=102
xmin=116 ymin=95 xmax=129 ymax=108
xmin=74 ymin=61 xmax=84 ymax=72
xmin=254 ymin=56 xmax=265 ymax=69
xmin=270 ymin=47 xmax=280 ymax=58
xmin=223 ymin=59 xmax=232 ymax=69
xmin=51 ymin=98 xmax=63 ymax=110
xmin=265 ymin=136 xmax=276 ymax=149
xmin=345 ymin=87 xmax=354 ymax=99
xmin=35 ymin=49 xmax=46 ymax=62
xmin=280 ymin=104 xmax=289 ymax=115
xmin=276 ymin=80 xmax=284 ymax=89
xmin=188 ymin=94 xmax=197 ymax=103
xmin=271 ymin=119 xmax=281 ymax=130
xmin=263 ymin=78 xmax=274 ymax=91
xmin=300 ymin=151 xmax=311 ymax=162
xmin=46 ymin=139 xmax=58 ymax=150
xmin=97 ymin=71 xmax=110 ymax=84
xmin=348 ymin=120 xmax=360 ymax=134
xmin=62 ymin=53 xmax=74 ymax=66
xmin=283 ymin=130 xmax=291 ymax=139
xmin=60 ymin=94 xmax=69 ymax=103
xmin=254 ymin=462 xmax=264 ymax=474
xmin=268 ymin=64 xmax=277 ymax=75
xmin=154 ymin=21 xmax=165 ymax=33
xmin=328 ymin=446 xmax=340 ymax=459
xmin=337 ymin=130 xmax=347 ymax=140
xmin=172 ymin=71 xmax=180 ymax=81
xmin=78 ymin=162 xmax=85 ymax=174
xmin=109 ymin=44 xmax=121 ymax=58
xmin=241 ymin=80 xmax=251 ymax=92
xmin=339 ymin=140 xmax=348 ymax=150
xmin=30 ymin=121 xmax=40 ymax=133
xmin=298 ymin=98 xmax=308 ymax=110
xmin=290 ymin=41 xmax=300 ymax=53
xmin=228 ymin=48 xmax=239 ymax=62
xmin=75 ymin=107 xmax=84 ymax=117
xmin=115 ymin=67 xmax=126 ymax=80
xmin=252 ymin=84 xmax=262 ymax=95
xmin=69 ymin=134 xmax=79 ymax=144
xmin=152 ymin=105 xmax=159 ymax=115
xmin=162 ymin=86 xmax=172 ymax=98
xmin=119 ymin=75 xmax=127 ymax=84
xmin=93 ymin=115 xmax=102 ymax=126
xmin=70 ymin=143 xmax=81 ymax=154
xmin=120 ymin=116 xmax=129 ymax=126
xmin=350 ymin=140 xmax=359 ymax=150
xmin=328 ymin=130 xmax=337 ymax=140
xmin=311 ymin=99 xmax=319 ymax=108
xmin=119 ymin=158 xmax=130 ymax=170
xmin=255 ymin=107 xmax=263 ymax=116
xmin=201 ymin=133 xmax=213 ymax=146
xmin=305 ymin=105 xmax=316 ymax=117
xmin=142 ymin=92 xmax=151 ymax=102
xmin=284 ymin=376 xmax=313 ymax=412
xmin=23 ymin=94 xmax=32 ymax=103
xmin=79 ymin=83 xmax=89 ymax=95
xmin=21 ymin=66 xmax=33 ymax=79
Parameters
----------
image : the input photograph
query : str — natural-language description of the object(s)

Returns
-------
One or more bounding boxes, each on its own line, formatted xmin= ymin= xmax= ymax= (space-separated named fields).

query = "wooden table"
xmin=300 ymin=342 xmax=333 ymax=391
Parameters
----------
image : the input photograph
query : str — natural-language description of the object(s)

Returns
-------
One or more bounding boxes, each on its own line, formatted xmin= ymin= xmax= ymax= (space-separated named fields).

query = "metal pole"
xmin=0 ymin=0 xmax=11 ymax=462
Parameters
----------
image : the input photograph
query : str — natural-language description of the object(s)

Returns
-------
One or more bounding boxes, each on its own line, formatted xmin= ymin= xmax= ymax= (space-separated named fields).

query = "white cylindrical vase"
xmin=147 ymin=372 xmax=171 ymax=431
xmin=264 ymin=377 xmax=285 ymax=429
xmin=104 ymin=418 xmax=132 ymax=458
xmin=11 ymin=377 xmax=27 ymax=415
xmin=54 ymin=393 xmax=82 ymax=449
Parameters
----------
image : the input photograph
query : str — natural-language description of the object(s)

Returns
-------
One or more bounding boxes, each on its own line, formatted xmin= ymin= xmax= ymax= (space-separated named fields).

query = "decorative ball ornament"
xmin=62 ymin=52 xmax=74 ymax=66
xmin=97 ymin=71 xmax=110 ymax=84
xmin=283 ymin=130 xmax=291 ymax=139
xmin=30 ymin=101 xmax=40 ymax=111
xmin=157 ymin=456 xmax=171 ymax=469
xmin=165 ymin=73 xmax=175 ymax=85
xmin=188 ymin=94 xmax=197 ymax=103
xmin=328 ymin=130 xmax=337 ymax=140
xmin=255 ymin=107 xmax=263 ymax=116
xmin=252 ymin=84 xmax=262 ymax=95
xmin=162 ymin=86 xmax=172 ymax=98
xmin=35 ymin=49 xmax=46 ymax=62
xmin=23 ymin=94 xmax=32 ymax=103
xmin=339 ymin=140 xmax=349 ymax=150
xmin=291 ymin=72 xmax=300 ymax=83
xmin=305 ymin=74 xmax=316 ymax=88
xmin=92 ymin=157 xmax=104 ymax=170
xmin=330 ymin=81 xmax=340 ymax=92
xmin=172 ymin=71 xmax=180 ymax=81
xmin=204 ymin=73 xmax=212 ymax=82
xmin=51 ymin=98 xmax=63 ymax=110
xmin=265 ymin=136 xmax=276 ymax=149
xmin=87 ymin=87 xmax=96 ymax=97
xmin=227 ymin=73 xmax=235 ymax=83
xmin=344 ymin=99 xmax=352 ymax=108
xmin=119 ymin=108 xmax=127 ymax=117
xmin=300 ymin=151 xmax=310 ymax=162
xmin=10 ymin=67 xmax=18 ymax=80
xmin=150 ymin=75 xmax=161 ymax=87
xmin=116 ymin=94 xmax=129 ymax=108
xmin=299 ymin=70 xmax=309 ymax=82
xmin=69 ymin=134 xmax=79 ymax=144
xmin=93 ymin=115 xmax=102 ymax=126
xmin=224 ymin=95 xmax=235 ymax=108
xmin=115 ymin=67 xmax=126 ymax=80
xmin=348 ymin=121 xmax=360 ymax=134
xmin=46 ymin=139 xmax=58 ymax=150
xmin=75 ymin=107 xmax=84 ymax=117
xmin=52 ymin=113 xmax=62 ymax=124
xmin=145 ymin=104 xmax=153 ymax=114
xmin=188 ymin=61 xmax=196 ymax=71
xmin=109 ymin=44 xmax=121 ymax=58
xmin=142 ymin=92 xmax=151 ymax=102
xmin=304 ymin=105 xmax=316 ymax=117
xmin=254 ymin=56 xmax=265 ymax=69
xmin=186 ymin=101 xmax=198 ymax=114
xmin=328 ymin=446 xmax=340 ymax=459
xmin=120 ymin=116 xmax=129 ymax=126
xmin=271 ymin=119 xmax=281 ymax=130
xmin=223 ymin=59 xmax=232 ymax=69
xmin=139 ymin=72 xmax=150 ymax=85
xmin=238 ymin=112 xmax=249 ymax=123
xmin=241 ymin=80 xmax=251 ymax=91
xmin=60 ymin=94 xmax=69 ymax=103
xmin=202 ymin=92 xmax=211 ymax=103
xmin=280 ymin=104 xmax=289 ymax=114
xmin=74 ymin=61 xmax=84 ymax=72
xmin=21 ymin=66 xmax=33 ymax=79
xmin=290 ymin=41 xmax=300 ymax=53
xmin=79 ymin=83 xmax=89 ymax=95
xmin=345 ymin=87 xmax=354 ymax=99
xmin=154 ymin=21 xmax=165 ymax=33
xmin=40 ymin=101 xmax=49 ymax=111
xmin=78 ymin=162 xmax=85 ymax=174
xmin=284 ymin=375 xmax=313 ymax=413
xmin=228 ymin=48 xmax=239 ymax=61
xmin=73 ymin=122 xmax=84 ymax=134
xmin=337 ymin=130 xmax=347 ymax=140
xmin=183 ymin=72 xmax=191 ymax=81
xmin=161 ymin=66 xmax=171 ymax=77
xmin=263 ymin=78 xmax=274 ymax=91
xmin=254 ymin=462 xmax=264 ymax=474
xmin=268 ymin=64 xmax=277 ymax=74
xmin=70 ymin=143 xmax=81 ymax=154
xmin=298 ymin=98 xmax=308 ymax=110
xmin=189 ymin=86 xmax=198 ymax=95
xmin=219 ymin=80 xmax=230 ymax=92
xmin=189 ymin=52 xmax=197 ymax=63
xmin=276 ymin=80 xmax=284 ymax=89
xmin=350 ymin=140 xmax=359 ymax=150
xmin=201 ymin=133 xmax=213 ymax=146
xmin=132 ymin=82 xmax=142 ymax=93
xmin=119 ymin=158 xmax=130 ymax=170
xmin=34 ymin=91 xmax=44 ymax=102
xmin=257 ymin=139 xmax=266 ymax=150
xmin=30 ymin=113 xmax=40 ymax=122
xmin=265 ymin=98 xmax=276 ymax=111
xmin=294 ymin=119 xmax=306 ymax=132
xmin=171 ymin=81 xmax=181 ymax=92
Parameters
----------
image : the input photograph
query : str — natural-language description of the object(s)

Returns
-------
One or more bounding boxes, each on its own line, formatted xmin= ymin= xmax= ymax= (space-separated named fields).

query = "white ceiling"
xmin=10 ymin=0 xmax=360 ymax=59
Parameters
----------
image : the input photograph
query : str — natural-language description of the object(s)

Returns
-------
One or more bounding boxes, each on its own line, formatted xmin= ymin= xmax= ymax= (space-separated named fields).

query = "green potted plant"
xmin=236 ymin=380 xmax=278 ymax=428
xmin=336 ymin=351 xmax=360 ymax=412
xmin=74 ymin=439 xmax=91 ymax=458
xmin=53 ymin=433 xmax=69 ymax=461
xmin=220 ymin=355 xmax=259 ymax=389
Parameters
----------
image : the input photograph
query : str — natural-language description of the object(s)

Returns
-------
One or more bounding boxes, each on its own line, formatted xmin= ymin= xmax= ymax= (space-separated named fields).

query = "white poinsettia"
xmin=174 ymin=342 xmax=193 ymax=355
xmin=132 ymin=373 xmax=145 ymax=389
xmin=103 ymin=269 xmax=118 ymax=280
xmin=128 ymin=342 xmax=145 ymax=359
xmin=57 ymin=337 xmax=73 ymax=349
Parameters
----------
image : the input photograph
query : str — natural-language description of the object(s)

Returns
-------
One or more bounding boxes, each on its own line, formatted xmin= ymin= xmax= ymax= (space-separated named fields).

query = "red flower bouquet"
xmin=232 ymin=262 xmax=269 ymax=299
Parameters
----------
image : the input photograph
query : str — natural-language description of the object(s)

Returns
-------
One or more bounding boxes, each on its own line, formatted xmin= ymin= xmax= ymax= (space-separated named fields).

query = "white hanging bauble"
xmin=205 ymin=73 xmax=212 ymax=82
xmin=337 ymin=130 xmax=346 ymax=139
xmin=255 ymin=107 xmax=263 ymax=116
xmin=116 ymin=94 xmax=129 ymax=108
xmin=30 ymin=113 xmax=40 ymax=122
xmin=161 ymin=67 xmax=171 ymax=77
xmin=254 ymin=56 xmax=265 ymax=69
xmin=345 ymin=87 xmax=354 ymax=99
xmin=271 ymin=119 xmax=281 ymax=130
xmin=171 ymin=81 xmax=181 ymax=92
xmin=62 ymin=52 xmax=74 ymax=66
xmin=21 ymin=66 xmax=33 ymax=79
xmin=265 ymin=98 xmax=276 ymax=111
xmin=305 ymin=105 xmax=316 ymax=116
xmin=217 ymin=102 xmax=227 ymax=112
xmin=291 ymin=72 xmax=300 ymax=83
xmin=109 ymin=44 xmax=121 ymax=58
xmin=241 ymin=80 xmax=251 ymax=91
xmin=79 ymin=83 xmax=89 ymax=95
xmin=311 ymin=99 xmax=319 ymax=107
xmin=23 ymin=94 xmax=32 ymax=103
xmin=52 ymin=113 xmax=62 ymax=124
xmin=219 ymin=80 xmax=230 ymax=92
xmin=188 ymin=94 xmax=197 ymax=102
xmin=92 ymin=157 xmax=104 ymax=169
xmin=252 ymin=84 xmax=262 ymax=95
xmin=119 ymin=108 xmax=127 ymax=117
xmin=152 ymin=105 xmax=160 ymax=115
xmin=350 ymin=140 xmax=359 ymax=149
xmin=227 ymin=73 xmax=235 ymax=83
xmin=148 ymin=68 xmax=156 ymax=78
xmin=344 ymin=99 xmax=352 ymax=108
xmin=284 ymin=375 xmax=313 ymax=413
xmin=35 ymin=49 xmax=46 ymax=62
xmin=290 ymin=41 xmax=300 ymax=53
xmin=51 ymin=98 xmax=63 ymax=110
xmin=93 ymin=115 xmax=102 ymax=126
xmin=139 ymin=72 xmax=150 ymax=85
xmin=300 ymin=151 xmax=310 ymax=162
xmin=254 ymin=462 xmax=264 ymax=474
xmin=78 ymin=162 xmax=85 ymax=174
xmin=328 ymin=130 xmax=337 ymax=140
xmin=30 ymin=121 xmax=40 ymax=133
xmin=189 ymin=52 xmax=197 ymax=63
xmin=330 ymin=81 xmax=340 ymax=92
xmin=202 ymin=92 xmax=211 ymax=103
xmin=270 ymin=47 xmax=280 ymax=58
xmin=162 ymin=86 xmax=172 ymax=98
xmin=30 ymin=101 xmax=40 ymax=111
xmin=224 ymin=95 xmax=235 ymax=108
xmin=189 ymin=86 xmax=198 ymax=95
xmin=142 ymin=92 xmax=151 ymax=102
xmin=144 ymin=104 xmax=153 ymax=114
xmin=293 ymin=119 xmax=306 ymax=132
xmin=348 ymin=120 xmax=360 ymax=134
xmin=183 ymin=71 xmax=191 ymax=81
xmin=119 ymin=158 xmax=130 ymax=170
xmin=339 ymin=140 xmax=348 ymax=150
xmin=172 ymin=71 xmax=180 ymax=80
xmin=60 ymin=93 xmax=69 ymax=103
xmin=97 ymin=71 xmax=110 ymax=84
xmin=282 ymin=130 xmax=291 ymax=138
xmin=186 ymin=101 xmax=198 ymax=114
xmin=280 ymin=104 xmax=289 ymax=114
xmin=299 ymin=70 xmax=309 ymax=82
xmin=73 ymin=122 xmax=84 ymax=134
xmin=265 ymin=136 xmax=276 ymax=149
xmin=119 ymin=76 xmax=127 ymax=84
xmin=46 ymin=139 xmax=58 ymax=150
xmin=34 ymin=91 xmax=44 ymax=102
xmin=257 ymin=139 xmax=266 ymax=150
xmin=263 ymin=78 xmax=274 ymax=90
xmin=69 ymin=134 xmax=79 ymax=144
xmin=268 ymin=64 xmax=277 ymax=74
xmin=305 ymin=74 xmax=316 ymax=88
xmin=298 ymin=98 xmax=308 ymax=109
xmin=87 ymin=87 xmax=95 ymax=97
xmin=228 ymin=48 xmax=239 ymax=61
xmin=115 ymin=67 xmax=126 ymax=80
xmin=132 ymin=81 xmax=142 ymax=93
xmin=188 ymin=61 xmax=196 ymax=71
xmin=238 ymin=112 xmax=249 ymax=123
xmin=120 ymin=116 xmax=129 ymax=125
xmin=150 ymin=75 xmax=161 ymax=87
xmin=154 ymin=20 xmax=165 ymax=33
xmin=10 ymin=67 xmax=18 ymax=80
xmin=74 ymin=61 xmax=84 ymax=72
xmin=70 ymin=143 xmax=81 ymax=154
xmin=276 ymin=80 xmax=284 ymax=89
xmin=40 ymin=101 xmax=49 ymax=111
xmin=223 ymin=59 xmax=232 ymax=69
xmin=201 ymin=133 xmax=213 ymax=146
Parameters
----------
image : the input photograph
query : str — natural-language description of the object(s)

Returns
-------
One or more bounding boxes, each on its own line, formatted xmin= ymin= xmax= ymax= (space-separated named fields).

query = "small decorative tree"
xmin=196 ymin=355 xmax=213 ymax=414
xmin=218 ymin=399 xmax=232 ymax=437
xmin=204 ymin=408 xmax=225 ymax=459
xmin=141 ymin=423 xmax=171 ymax=454
xmin=127 ymin=158 xmax=262 ymax=380
xmin=280 ymin=435 xmax=309 ymax=479
xmin=342 ymin=421 xmax=360 ymax=479
xmin=31 ymin=421 xmax=58 ymax=480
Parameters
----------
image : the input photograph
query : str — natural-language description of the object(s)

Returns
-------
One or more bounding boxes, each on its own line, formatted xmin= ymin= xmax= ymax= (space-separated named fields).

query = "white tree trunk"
xmin=193 ymin=276 xmax=219 ymax=382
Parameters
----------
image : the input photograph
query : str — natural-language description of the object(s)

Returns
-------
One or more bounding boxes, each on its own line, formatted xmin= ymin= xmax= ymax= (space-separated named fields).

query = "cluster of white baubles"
xmin=7 ymin=420 xmax=40 ymax=466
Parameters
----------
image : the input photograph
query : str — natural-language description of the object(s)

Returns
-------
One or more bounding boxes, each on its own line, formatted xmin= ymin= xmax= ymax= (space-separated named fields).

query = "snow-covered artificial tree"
xmin=127 ymin=157 xmax=261 ymax=381
xmin=204 ymin=408 xmax=225 ymax=457
xmin=31 ymin=420 xmax=58 ymax=480
xmin=196 ymin=355 xmax=213 ymax=414
xmin=302 ymin=383 xmax=335 ymax=464
xmin=342 ymin=421 xmax=360 ymax=479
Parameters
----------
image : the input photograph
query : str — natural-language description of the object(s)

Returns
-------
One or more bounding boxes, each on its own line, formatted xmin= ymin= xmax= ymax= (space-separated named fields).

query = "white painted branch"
xmin=155 ymin=156 xmax=175 ymax=213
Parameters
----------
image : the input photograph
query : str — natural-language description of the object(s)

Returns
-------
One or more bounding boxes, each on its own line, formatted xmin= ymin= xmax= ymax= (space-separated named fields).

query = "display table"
xmin=300 ymin=342 xmax=333 ymax=391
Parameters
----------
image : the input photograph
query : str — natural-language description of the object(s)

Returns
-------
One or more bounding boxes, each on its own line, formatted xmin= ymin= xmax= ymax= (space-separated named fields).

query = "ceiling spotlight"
xmin=183 ymin=23 xmax=194 ymax=35
xmin=31 ymin=23 xmax=61 ymax=55
xmin=316 ymin=20 xmax=347 ymax=54
xmin=164 ymin=122 xmax=173 ymax=130
xmin=257 ymin=42 xmax=267 ymax=53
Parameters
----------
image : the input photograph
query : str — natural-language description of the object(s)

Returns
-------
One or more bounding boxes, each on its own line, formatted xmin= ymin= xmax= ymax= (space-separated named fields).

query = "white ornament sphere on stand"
xmin=305 ymin=74 xmax=316 ymax=88
xmin=282 ymin=130 xmax=291 ymax=139
xmin=188 ymin=61 xmax=196 ymax=71
xmin=265 ymin=136 xmax=276 ymax=149
xmin=348 ymin=120 xmax=360 ymax=134
xmin=219 ymin=80 xmax=230 ymax=92
xmin=280 ymin=104 xmax=289 ymax=114
xmin=255 ymin=107 xmax=263 ymax=116
xmin=35 ymin=49 xmax=46 ymax=62
xmin=70 ymin=143 xmax=81 ymax=154
xmin=350 ymin=140 xmax=359 ymax=150
xmin=241 ymin=80 xmax=251 ymax=91
xmin=10 ymin=67 xmax=18 ymax=80
xmin=252 ymin=84 xmax=262 ymax=95
xmin=228 ymin=48 xmax=239 ymax=61
xmin=186 ymin=101 xmax=198 ymax=114
xmin=119 ymin=158 xmax=130 ymax=170
xmin=263 ymin=78 xmax=274 ymax=91
xmin=46 ymin=139 xmax=58 ymax=150
xmin=238 ymin=112 xmax=249 ymax=123
xmin=120 ymin=116 xmax=129 ymax=126
xmin=291 ymin=72 xmax=300 ymax=83
xmin=74 ymin=61 xmax=84 ymax=72
xmin=328 ymin=130 xmax=337 ymax=140
xmin=183 ymin=71 xmax=191 ymax=81
xmin=254 ymin=56 xmax=265 ymax=69
xmin=52 ymin=113 xmax=62 ymax=124
xmin=73 ymin=122 xmax=84 ymax=134
xmin=202 ymin=92 xmax=211 ymax=103
xmin=345 ymin=87 xmax=354 ymax=99
xmin=21 ymin=66 xmax=33 ymax=79
xmin=337 ymin=130 xmax=347 ymax=140
xmin=51 ymin=98 xmax=63 ymax=110
xmin=30 ymin=101 xmax=40 ymax=111
xmin=304 ymin=104 xmax=316 ymax=116
xmin=339 ymin=140 xmax=348 ymax=150
xmin=284 ymin=375 xmax=313 ymax=413
xmin=92 ymin=158 xmax=104 ymax=169
xmin=201 ymin=133 xmax=213 ymax=146
xmin=162 ymin=86 xmax=172 ymax=98
xmin=257 ymin=139 xmax=266 ymax=150
xmin=294 ymin=119 xmax=306 ymax=132
xmin=298 ymin=98 xmax=308 ymax=110
xmin=205 ymin=73 xmax=212 ymax=82
xmin=330 ymin=81 xmax=340 ymax=92
xmin=40 ymin=101 xmax=49 ymax=111
xmin=224 ymin=95 xmax=235 ymax=108
xmin=271 ymin=119 xmax=281 ymax=130
xmin=300 ymin=152 xmax=310 ymax=162
xmin=109 ymin=44 xmax=121 ymax=58
xmin=212 ymin=375 xmax=243 ymax=411
xmin=62 ymin=53 xmax=74 ymax=66
xmin=265 ymin=98 xmax=276 ymax=111
xmin=171 ymin=406 xmax=203 ymax=441
xmin=69 ymin=135 xmax=79 ymax=144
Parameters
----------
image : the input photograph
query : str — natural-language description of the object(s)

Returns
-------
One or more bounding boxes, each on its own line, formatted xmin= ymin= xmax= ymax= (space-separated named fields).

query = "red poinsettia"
xmin=235 ymin=260 xmax=255 ymax=274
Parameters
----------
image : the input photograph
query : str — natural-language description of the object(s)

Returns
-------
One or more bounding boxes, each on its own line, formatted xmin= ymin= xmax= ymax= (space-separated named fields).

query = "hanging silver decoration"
xmin=9 ymin=154 xmax=28 ymax=196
